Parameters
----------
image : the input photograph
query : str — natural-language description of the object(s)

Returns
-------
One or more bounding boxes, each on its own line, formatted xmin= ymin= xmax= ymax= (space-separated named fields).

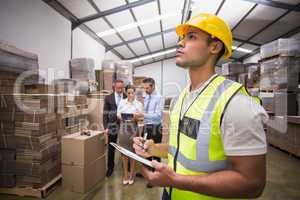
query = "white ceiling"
xmin=56 ymin=0 xmax=300 ymax=67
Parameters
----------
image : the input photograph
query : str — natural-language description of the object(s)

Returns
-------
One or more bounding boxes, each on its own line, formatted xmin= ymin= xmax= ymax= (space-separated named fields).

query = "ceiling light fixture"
xmin=129 ymin=45 xmax=252 ymax=64
xmin=232 ymin=45 xmax=252 ymax=53
xmin=129 ymin=48 xmax=177 ymax=63
xmin=97 ymin=13 xmax=180 ymax=37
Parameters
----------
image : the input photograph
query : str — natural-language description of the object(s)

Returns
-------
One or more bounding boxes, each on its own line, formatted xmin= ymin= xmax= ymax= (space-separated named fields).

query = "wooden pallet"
xmin=0 ymin=174 xmax=62 ymax=198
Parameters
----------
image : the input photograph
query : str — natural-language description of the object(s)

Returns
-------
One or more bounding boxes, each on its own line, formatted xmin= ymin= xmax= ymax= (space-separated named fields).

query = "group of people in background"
xmin=103 ymin=78 xmax=164 ymax=187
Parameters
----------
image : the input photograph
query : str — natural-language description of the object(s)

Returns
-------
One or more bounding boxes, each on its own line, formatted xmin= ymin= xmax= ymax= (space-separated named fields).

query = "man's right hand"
xmin=133 ymin=137 xmax=155 ymax=158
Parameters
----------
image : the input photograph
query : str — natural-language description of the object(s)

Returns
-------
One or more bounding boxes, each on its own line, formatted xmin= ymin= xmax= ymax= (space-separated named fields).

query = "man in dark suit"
xmin=103 ymin=79 xmax=126 ymax=177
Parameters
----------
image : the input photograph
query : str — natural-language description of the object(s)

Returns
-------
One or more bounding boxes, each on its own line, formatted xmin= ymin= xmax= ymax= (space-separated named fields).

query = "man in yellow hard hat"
xmin=133 ymin=13 xmax=268 ymax=200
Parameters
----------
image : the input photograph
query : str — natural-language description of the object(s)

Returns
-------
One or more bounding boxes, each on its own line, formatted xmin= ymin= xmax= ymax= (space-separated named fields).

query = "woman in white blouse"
xmin=117 ymin=85 xmax=143 ymax=185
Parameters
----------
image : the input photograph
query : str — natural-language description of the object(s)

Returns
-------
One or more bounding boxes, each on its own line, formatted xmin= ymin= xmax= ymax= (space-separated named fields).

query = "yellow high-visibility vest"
xmin=166 ymin=75 xmax=260 ymax=200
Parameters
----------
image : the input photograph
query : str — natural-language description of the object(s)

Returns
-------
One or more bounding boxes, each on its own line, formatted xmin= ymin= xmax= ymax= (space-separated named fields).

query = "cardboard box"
xmin=61 ymin=131 xmax=105 ymax=166
xmin=62 ymin=154 xmax=106 ymax=193
xmin=0 ymin=174 xmax=16 ymax=187
xmin=95 ymin=70 xmax=104 ymax=91
xmin=222 ymin=62 xmax=245 ymax=75
xmin=259 ymin=56 xmax=299 ymax=92
xmin=260 ymin=38 xmax=300 ymax=59
xmin=16 ymin=141 xmax=61 ymax=163
xmin=0 ymin=149 xmax=15 ymax=160
xmin=0 ymin=40 xmax=39 ymax=73
xmin=15 ymin=133 xmax=58 ymax=151
xmin=0 ymin=134 xmax=16 ymax=149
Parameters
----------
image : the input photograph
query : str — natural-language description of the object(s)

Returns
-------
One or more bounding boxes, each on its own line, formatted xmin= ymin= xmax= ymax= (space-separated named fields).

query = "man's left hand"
xmin=141 ymin=160 xmax=177 ymax=187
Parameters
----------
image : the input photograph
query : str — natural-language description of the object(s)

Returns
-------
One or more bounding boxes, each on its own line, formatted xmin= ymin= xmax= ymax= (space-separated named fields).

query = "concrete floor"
xmin=1 ymin=146 xmax=300 ymax=200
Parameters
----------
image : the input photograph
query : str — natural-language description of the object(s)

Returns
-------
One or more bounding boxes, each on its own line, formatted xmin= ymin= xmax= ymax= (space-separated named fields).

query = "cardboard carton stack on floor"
xmin=259 ymin=38 xmax=300 ymax=116
xmin=102 ymin=60 xmax=115 ymax=91
xmin=262 ymin=39 xmax=300 ymax=154
xmin=62 ymin=131 xmax=106 ymax=193
xmin=0 ymin=40 xmax=39 ymax=74
xmin=70 ymin=58 xmax=97 ymax=94
xmin=0 ymin=93 xmax=61 ymax=188
xmin=0 ymin=41 xmax=40 ymax=188
xmin=70 ymin=58 xmax=95 ymax=81
xmin=221 ymin=62 xmax=246 ymax=82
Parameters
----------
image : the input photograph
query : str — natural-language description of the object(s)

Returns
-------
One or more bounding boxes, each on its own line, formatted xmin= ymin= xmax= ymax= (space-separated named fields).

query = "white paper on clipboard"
xmin=110 ymin=142 xmax=154 ymax=168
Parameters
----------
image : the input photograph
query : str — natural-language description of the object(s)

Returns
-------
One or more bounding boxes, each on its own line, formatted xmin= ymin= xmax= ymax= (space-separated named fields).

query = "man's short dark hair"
xmin=207 ymin=37 xmax=225 ymax=64
xmin=114 ymin=79 xmax=124 ymax=84
xmin=142 ymin=77 xmax=155 ymax=86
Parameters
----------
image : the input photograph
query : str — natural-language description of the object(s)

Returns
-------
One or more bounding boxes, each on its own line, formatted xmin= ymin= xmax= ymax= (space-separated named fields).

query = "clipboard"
xmin=110 ymin=142 xmax=154 ymax=169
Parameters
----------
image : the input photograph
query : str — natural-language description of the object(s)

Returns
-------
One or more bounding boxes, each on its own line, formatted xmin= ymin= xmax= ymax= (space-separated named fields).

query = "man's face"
xmin=114 ymin=82 xmax=124 ymax=94
xmin=143 ymin=83 xmax=154 ymax=95
xmin=176 ymin=27 xmax=211 ymax=68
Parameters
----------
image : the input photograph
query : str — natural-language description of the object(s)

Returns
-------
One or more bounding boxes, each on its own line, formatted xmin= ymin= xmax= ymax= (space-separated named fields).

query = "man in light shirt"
xmin=135 ymin=77 xmax=164 ymax=188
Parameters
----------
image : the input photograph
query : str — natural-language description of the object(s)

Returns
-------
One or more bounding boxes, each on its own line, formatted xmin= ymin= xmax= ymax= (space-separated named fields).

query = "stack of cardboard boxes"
xmin=221 ymin=62 xmax=246 ymax=82
xmin=0 ymin=41 xmax=39 ymax=188
xmin=0 ymin=93 xmax=61 ymax=188
xmin=70 ymin=58 xmax=97 ymax=94
xmin=262 ymin=38 xmax=300 ymax=156
xmin=61 ymin=131 xmax=106 ymax=193
xmin=259 ymin=38 xmax=300 ymax=116
xmin=102 ymin=60 xmax=116 ymax=91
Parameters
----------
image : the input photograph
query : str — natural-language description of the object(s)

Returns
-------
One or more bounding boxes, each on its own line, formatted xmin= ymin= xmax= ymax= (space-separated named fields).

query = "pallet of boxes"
xmin=0 ymin=41 xmax=61 ymax=198
xmin=221 ymin=62 xmax=246 ymax=82
xmin=70 ymin=58 xmax=97 ymax=94
xmin=102 ymin=60 xmax=116 ymax=91
xmin=261 ymin=38 xmax=300 ymax=157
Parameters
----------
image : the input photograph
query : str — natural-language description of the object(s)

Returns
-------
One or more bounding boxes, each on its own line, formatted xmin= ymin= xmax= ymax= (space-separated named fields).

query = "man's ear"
xmin=210 ymin=41 xmax=223 ymax=55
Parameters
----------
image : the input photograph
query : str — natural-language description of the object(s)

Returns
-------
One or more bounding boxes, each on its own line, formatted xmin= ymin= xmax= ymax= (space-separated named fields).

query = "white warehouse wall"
xmin=0 ymin=0 xmax=71 ymax=82
xmin=105 ymin=51 xmax=121 ymax=61
xmin=72 ymin=28 xmax=105 ymax=69
xmin=134 ymin=58 xmax=188 ymax=97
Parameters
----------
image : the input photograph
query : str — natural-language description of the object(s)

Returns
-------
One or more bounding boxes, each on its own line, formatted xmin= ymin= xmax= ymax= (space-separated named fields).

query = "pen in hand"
xmin=139 ymin=132 xmax=148 ymax=150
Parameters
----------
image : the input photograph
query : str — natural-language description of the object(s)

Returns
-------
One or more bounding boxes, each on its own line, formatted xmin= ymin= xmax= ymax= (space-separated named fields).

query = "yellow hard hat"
xmin=176 ymin=13 xmax=233 ymax=59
